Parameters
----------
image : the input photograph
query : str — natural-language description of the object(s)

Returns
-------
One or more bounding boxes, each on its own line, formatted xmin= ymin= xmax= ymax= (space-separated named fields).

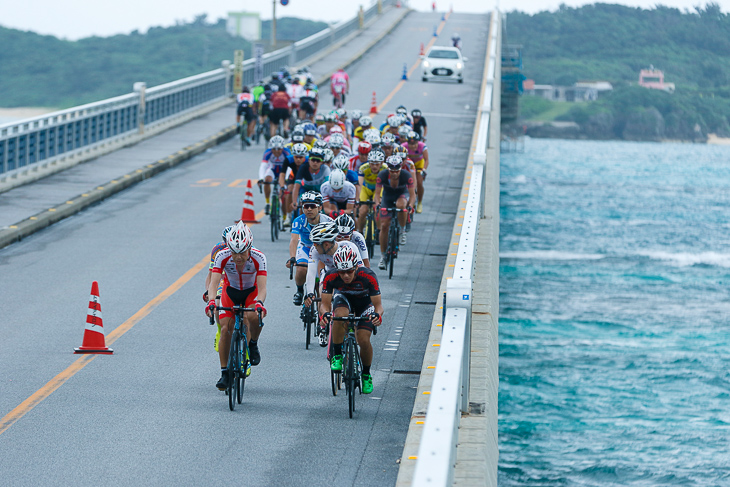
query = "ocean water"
xmin=498 ymin=138 xmax=730 ymax=486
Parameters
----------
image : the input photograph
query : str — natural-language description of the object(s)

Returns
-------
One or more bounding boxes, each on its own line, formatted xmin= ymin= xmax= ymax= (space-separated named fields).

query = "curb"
xmin=0 ymin=127 xmax=236 ymax=250
xmin=0 ymin=10 xmax=413 ymax=252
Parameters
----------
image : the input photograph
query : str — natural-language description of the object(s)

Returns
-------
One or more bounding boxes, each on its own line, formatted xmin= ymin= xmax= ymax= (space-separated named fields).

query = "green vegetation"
xmin=521 ymin=97 xmax=572 ymax=122
xmin=507 ymin=3 xmax=730 ymax=139
xmin=0 ymin=15 xmax=327 ymax=109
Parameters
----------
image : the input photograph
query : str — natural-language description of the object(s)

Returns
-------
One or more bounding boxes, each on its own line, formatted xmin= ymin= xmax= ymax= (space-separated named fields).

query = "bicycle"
xmin=210 ymin=305 xmax=264 ymax=411
xmin=288 ymin=258 xmax=323 ymax=349
xmin=333 ymin=85 xmax=345 ymax=109
xmin=355 ymin=200 xmax=377 ymax=258
xmin=239 ymin=119 xmax=249 ymax=151
xmin=258 ymin=180 xmax=283 ymax=241
xmin=382 ymin=207 xmax=408 ymax=280
xmin=329 ymin=313 xmax=376 ymax=418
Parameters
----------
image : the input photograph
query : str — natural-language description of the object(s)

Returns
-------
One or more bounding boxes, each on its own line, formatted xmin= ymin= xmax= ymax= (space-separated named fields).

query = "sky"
xmin=3 ymin=0 xmax=729 ymax=40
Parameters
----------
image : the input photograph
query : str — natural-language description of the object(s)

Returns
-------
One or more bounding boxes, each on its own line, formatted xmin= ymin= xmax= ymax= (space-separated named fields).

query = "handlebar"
xmin=331 ymin=313 xmax=379 ymax=335
xmin=257 ymin=179 xmax=278 ymax=193
xmin=212 ymin=305 xmax=265 ymax=328
xmin=287 ymin=257 xmax=308 ymax=280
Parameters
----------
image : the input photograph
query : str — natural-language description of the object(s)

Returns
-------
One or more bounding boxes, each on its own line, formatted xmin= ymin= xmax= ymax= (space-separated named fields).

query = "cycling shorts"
xmin=332 ymin=292 xmax=375 ymax=332
xmin=296 ymin=243 xmax=311 ymax=265
xmin=220 ymin=285 xmax=258 ymax=320
xmin=237 ymin=105 xmax=255 ymax=123
xmin=414 ymin=159 xmax=425 ymax=171
xmin=379 ymin=192 xmax=408 ymax=218
xmin=270 ymin=108 xmax=290 ymax=124
xmin=264 ymin=165 xmax=283 ymax=181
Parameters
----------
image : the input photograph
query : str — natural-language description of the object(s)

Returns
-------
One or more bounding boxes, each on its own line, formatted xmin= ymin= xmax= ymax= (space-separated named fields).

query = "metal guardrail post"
xmin=133 ymin=82 xmax=146 ymax=135
xmin=359 ymin=6 xmax=365 ymax=29
xmin=445 ymin=278 xmax=472 ymax=413
xmin=221 ymin=60 xmax=231 ymax=97
xmin=378 ymin=0 xmax=383 ymax=14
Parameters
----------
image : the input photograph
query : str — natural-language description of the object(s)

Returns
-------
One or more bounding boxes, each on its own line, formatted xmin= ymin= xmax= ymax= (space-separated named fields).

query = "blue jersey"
xmin=344 ymin=169 xmax=358 ymax=186
xmin=291 ymin=213 xmax=333 ymax=247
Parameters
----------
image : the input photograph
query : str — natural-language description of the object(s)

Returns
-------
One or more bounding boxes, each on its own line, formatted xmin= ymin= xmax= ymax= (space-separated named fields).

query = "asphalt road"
xmin=0 ymin=11 xmax=488 ymax=486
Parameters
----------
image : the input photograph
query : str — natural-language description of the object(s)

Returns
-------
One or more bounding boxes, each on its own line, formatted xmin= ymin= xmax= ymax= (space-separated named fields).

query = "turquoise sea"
xmin=498 ymin=138 xmax=730 ymax=486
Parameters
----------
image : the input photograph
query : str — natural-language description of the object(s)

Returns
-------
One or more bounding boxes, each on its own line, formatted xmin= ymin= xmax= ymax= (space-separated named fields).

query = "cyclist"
xmin=349 ymin=140 xmax=371 ymax=172
xmin=321 ymin=169 xmax=356 ymax=217
xmin=260 ymin=136 xmax=290 ymax=214
xmin=287 ymin=76 xmax=304 ymax=121
xmin=302 ymin=123 xmax=318 ymax=148
xmin=354 ymin=116 xmax=373 ymax=143
xmin=330 ymin=68 xmax=350 ymax=106
xmin=204 ymin=225 xmax=234 ymax=353
xmin=356 ymin=149 xmax=385 ymax=233
xmin=335 ymin=214 xmax=370 ymax=268
xmin=411 ymin=109 xmax=428 ymax=140
xmin=395 ymin=105 xmax=413 ymax=126
xmin=291 ymin=146 xmax=330 ymax=208
xmin=332 ymin=154 xmax=359 ymax=188
xmin=350 ymin=109 xmax=363 ymax=138
xmin=206 ymin=222 xmax=268 ymax=390
xmin=287 ymin=191 xmax=333 ymax=305
xmin=452 ymin=33 xmax=462 ymax=50
xmin=403 ymin=131 xmax=429 ymax=213
xmin=236 ymin=86 xmax=256 ymax=146
xmin=299 ymin=83 xmax=319 ymax=121
xmin=321 ymin=245 xmax=384 ymax=394
xmin=374 ymin=156 xmax=416 ymax=269
xmin=285 ymin=129 xmax=306 ymax=153
xmin=327 ymin=132 xmax=351 ymax=158
xmin=282 ymin=143 xmax=310 ymax=226
xmin=269 ymin=85 xmax=291 ymax=138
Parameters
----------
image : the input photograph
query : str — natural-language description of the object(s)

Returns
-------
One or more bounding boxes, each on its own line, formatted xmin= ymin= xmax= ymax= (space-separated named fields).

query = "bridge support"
xmin=133 ymin=82 xmax=146 ymax=135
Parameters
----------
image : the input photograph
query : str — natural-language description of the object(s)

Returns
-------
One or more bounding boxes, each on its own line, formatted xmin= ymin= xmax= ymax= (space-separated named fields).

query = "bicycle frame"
xmin=331 ymin=314 xmax=372 ymax=418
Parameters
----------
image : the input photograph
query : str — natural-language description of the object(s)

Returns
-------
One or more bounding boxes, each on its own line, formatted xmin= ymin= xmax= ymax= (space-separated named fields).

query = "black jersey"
xmin=322 ymin=267 xmax=381 ymax=299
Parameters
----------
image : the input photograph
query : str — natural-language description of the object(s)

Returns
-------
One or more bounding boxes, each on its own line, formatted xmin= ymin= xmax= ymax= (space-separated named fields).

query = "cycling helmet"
xmin=269 ymin=135 xmax=285 ymax=149
xmin=309 ymin=147 xmax=326 ymax=162
xmin=329 ymin=169 xmax=346 ymax=191
xmin=291 ymin=130 xmax=305 ymax=143
xmin=350 ymin=110 xmax=363 ymax=121
xmin=387 ymin=115 xmax=400 ymax=127
xmin=382 ymin=132 xmax=397 ymax=146
xmin=315 ymin=113 xmax=325 ymax=124
xmin=301 ymin=191 xmax=323 ymax=206
xmin=411 ymin=109 xmax=422 ymax=117
xmin=221 ymin=225 xmax=235 ymax=242
xmin=329 ymin=125 xmax=344 ymax=134
xmin=303 ymin=123 xmax=317 ymax=136
xmin=364 ymin=132 xmax=381 ymax=147
xmin=323 ymin=148 xmax=334 ymax=163
xmin=336 ymin=108 xmax=347 ymax=119
xmin=407 ymin=130 xmax=419 ymax=141
xmin=335 ymin=214 xmax=355 ymax=237
xmin=394 ymin=145 xmax=409 ymax=160
xmin=313 ymin=139 xmax=328 ymax=150
xmin=332 ymin=154 xmax=350 ymax=171
xmin=324 ymin=112 xmax=338 ymax=123
xmin=359 ymin=116 xmax=373 ymax=127
xmin=226 ymin=222 xmax=253 ymax=253
xmin=396 ymin=105 xmax=408 ymax=116
xmin=398 ymin=125 xmax=411 ymax=140
xmin=310 ymin=221 xmax=339 ymax=243
xmin=398 ymin=113 xmax=410 ymax=126
xmin=291 ymin=143 xmax=309 ymax=157
xmin=333 ymin=244 xmax=359 ymax=270
xmin=358 ymin=141 xmax=372 ymax=155
xmin=386 ymin=155 xmax=403 ymax=170
xmin=329 ymin=133 xmax=345 ymax=148
xmin=368 ymin=149 xmax=385 ymax=163
xmin=452 ymin=33 xmax=461 ymax=40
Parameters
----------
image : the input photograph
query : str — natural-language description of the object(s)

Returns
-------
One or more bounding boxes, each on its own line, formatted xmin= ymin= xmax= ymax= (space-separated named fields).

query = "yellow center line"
xmin=377 ymin=13 xmax=450 ymax=113
xmin=0 ymin=255 xmax=209 ymax=436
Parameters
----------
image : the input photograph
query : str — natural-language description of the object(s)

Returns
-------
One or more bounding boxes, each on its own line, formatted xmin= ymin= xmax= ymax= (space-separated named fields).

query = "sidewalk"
xmin=0 ymin=5 xmax=410 ymax=248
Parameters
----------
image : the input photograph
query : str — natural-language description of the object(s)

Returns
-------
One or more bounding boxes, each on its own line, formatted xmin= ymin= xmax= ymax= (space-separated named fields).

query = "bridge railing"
xmin=412 ymin=9 xmax=500 ymax=486
xmin=0 ymin=0 xmax=396 ymax=189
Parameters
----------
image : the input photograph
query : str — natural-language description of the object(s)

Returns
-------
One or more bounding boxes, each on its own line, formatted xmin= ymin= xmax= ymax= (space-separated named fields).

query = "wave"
xmin=500 ymin=251 xmax=605 ymax=261
xmin=634 ymin=250 xmax=730 ymax=268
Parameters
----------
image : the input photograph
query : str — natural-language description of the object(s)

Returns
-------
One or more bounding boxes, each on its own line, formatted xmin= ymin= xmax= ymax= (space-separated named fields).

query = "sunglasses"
xmin=337 ymin=268 xmax=356 ymax=275
xmin=309 ymin=158 xmax=324 ymax=163
xmin=303 ymin=204 xmax=319 ymax=210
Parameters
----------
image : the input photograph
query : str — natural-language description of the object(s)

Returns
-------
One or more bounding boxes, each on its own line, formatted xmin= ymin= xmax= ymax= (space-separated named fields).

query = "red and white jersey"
xmin=331 ymin=71 xmax=349 ymax=88
xmin=237 ymin=93 xmax=254 ymax=106
xmin=287 ymin=83 xmax=304 ymax=104
xmin=212 ymin=247 xmax=267 ymax=290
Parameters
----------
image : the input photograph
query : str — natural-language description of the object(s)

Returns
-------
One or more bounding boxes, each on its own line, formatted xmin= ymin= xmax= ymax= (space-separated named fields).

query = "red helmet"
xmin=358 ymin=141 xmax=372 ymax=155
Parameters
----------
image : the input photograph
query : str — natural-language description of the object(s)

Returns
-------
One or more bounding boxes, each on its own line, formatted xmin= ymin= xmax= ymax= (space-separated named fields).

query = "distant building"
xmin=638 ymin=66 xmax=675 ymax=93
xmin=227 ymin=12 xmax=261 ymax=41
xmin=523 ymin=80 xmax=612 ymax=102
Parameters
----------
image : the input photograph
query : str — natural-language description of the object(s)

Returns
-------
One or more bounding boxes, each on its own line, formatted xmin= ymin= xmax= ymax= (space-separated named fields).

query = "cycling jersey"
xmin=261 ymin=148 xmax=291 ymax=179
xmin=295 ymin=163 xmax=330 ymax=193
xmin=413 ymin=116 xmax=427 ymax=137
xmin=349 ymin=154 xmax=368 ymax=172
xmin=252 ymin=85 xmax=265 ymax=103
xmin=358 ymin=163 xmax=380 ymax=191
xmin=349 ymin=231 xmax=369 ymax=261
xmin=309 ymin=240 xmax=363 ymax=274
xmin=323 ymin=266 xmax=380 ymax=300
xmin=331 ymin=71 xmax=349 ymax=90
xmin=282 ymin=154 xmax=308 ymax=183
xmin=402 ymin=141 xmax=427 ymax=163
xmin=292 ymin=213 xmax=334 ymax=249
xmin=209 ymin=241 xmax=227 ymax=270
xmin=321 ymin=180 xmax=356 ymax=206
xmin=236 ymin=93 xmax=254 ymax=107
xmin=211 ymin=247 xmax=267 ymax=290
xmin=270 ymin=91 xmax=290 ymax=109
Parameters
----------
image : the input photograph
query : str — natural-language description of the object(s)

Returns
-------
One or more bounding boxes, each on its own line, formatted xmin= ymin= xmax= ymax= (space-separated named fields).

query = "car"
xmin=421 ymin=46 xmax=466 ymax=83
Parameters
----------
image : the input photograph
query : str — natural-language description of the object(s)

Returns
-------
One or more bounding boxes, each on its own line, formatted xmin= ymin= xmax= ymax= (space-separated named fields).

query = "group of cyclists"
xmin=207 ymin=66 xmax=430 ymax=402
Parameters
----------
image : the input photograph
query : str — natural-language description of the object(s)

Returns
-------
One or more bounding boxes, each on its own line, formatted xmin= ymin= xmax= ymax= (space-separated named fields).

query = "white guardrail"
xmin=0 ymin=0 xmax=396 ymax=187
xmin=412 ymin=9 xmax=500 ymax=486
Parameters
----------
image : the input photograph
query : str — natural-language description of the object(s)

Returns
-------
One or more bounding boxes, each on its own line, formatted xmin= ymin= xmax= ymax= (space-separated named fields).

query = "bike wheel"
xmin=238 ymin=343 xmax=246 ymax=404
xmin=270 ymin=200 xmax=278 ymax=242
xmin=331 ymin=370 xmax=340 ymax=396
xmin=305 ymin=313 xmax=311 ymax=350
xmin=366 ymin=214 xmax=376 ymax=258
xmin=240 ymin=123 xmax=247 ymax=151
xmin=228 ymin=334 xmax=239 ymax=411
xmin=346 ymin=340 xmax=356 ymax=418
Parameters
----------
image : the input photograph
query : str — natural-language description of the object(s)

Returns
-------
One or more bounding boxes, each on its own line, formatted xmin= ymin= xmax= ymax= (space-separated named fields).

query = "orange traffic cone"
xmin=74 ymin=281 xmax=113 ymax=354
xmin=369 ymin=91 xmax=378 ymax=115
xmin=419 ymin=43 xmax=425 ymax=56
xmin=240 ymin=179 xmax=260 ymax=223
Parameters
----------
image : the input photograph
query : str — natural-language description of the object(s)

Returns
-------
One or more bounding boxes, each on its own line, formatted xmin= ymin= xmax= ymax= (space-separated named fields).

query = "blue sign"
xmin=281 ymin=0 xmax=289 ymax=5
xmin=463 ymin=294 xmax=469 ymax=300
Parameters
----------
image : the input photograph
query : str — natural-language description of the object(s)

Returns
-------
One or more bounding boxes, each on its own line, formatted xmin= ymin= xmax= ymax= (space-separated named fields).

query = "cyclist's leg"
xmin=293 ymin=244 xmax=309 ymax=304
xmin=330 ymin=293 xmax=351 ymax=370
xmin=378 ymin=206 xmax=392 ymax=254
xmin=396 ymin=195 xmax=408 ymax=228
xmin=218 ymin=316 xmax=234 ymax=367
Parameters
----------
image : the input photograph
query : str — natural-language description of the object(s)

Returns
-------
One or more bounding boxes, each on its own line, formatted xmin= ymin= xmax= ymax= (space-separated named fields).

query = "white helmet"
xmin=329 ymin=133 xmax=345 ymax=148
xmin=329 ymin=169 xmax=346 ymax=191
xmin=387 ymin=115 xmax=400 ymax=127
xmin=226 ymin=221 xmax=253 ymax=253
xmin=310 ymin=221 xmax=339 ymax=243
xmin=364 ymin=132 xmax=381 ymax=147
xmin=359 ymin=116 xmax=373 ymax=127
xmin=332 ymin=154 xmax=350 ymax=172
xmin=333 ymin=245 xmax=359 ymax=270
xmin=350 ymin=109 xmax=363 ymax=120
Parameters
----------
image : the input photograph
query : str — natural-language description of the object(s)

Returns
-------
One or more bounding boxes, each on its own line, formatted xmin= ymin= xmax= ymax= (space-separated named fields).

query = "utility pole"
xmin=271 ymin=0 xmax=277 ymax=48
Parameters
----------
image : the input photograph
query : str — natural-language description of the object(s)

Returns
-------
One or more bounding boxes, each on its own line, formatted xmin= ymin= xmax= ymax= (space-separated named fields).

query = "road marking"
xmin=0 ymin=255 xmax=209 ymax=437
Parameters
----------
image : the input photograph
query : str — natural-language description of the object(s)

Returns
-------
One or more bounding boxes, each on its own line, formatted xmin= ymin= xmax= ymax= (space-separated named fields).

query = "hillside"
xmin=0 ymin=15 xmax=327 ymax=109
xmin=506 ymin=3 xmax=730 ymax=140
